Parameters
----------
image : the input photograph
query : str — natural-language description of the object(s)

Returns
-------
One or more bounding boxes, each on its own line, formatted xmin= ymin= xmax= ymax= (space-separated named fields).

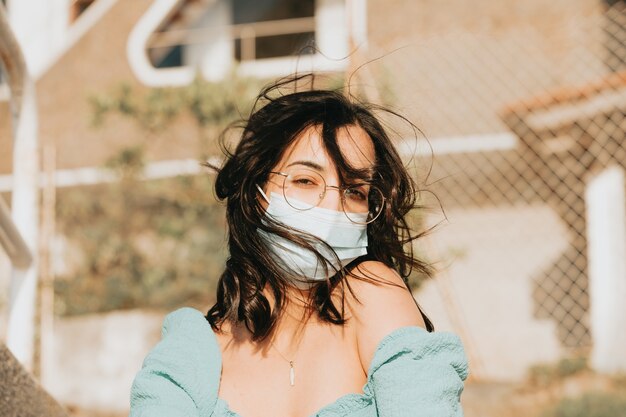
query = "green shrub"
xmin=54 ymin=171 xmax=228 ymax=315
xmin=556 ymin=356 xmax=588 ymax=378
xmin=529 ymin=356 xmax=588 ymax=386
xmin=541 ymin=392 xmax=626 ymax=417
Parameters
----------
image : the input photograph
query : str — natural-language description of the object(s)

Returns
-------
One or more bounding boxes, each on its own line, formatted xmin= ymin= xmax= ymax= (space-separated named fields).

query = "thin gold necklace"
xmin=266 ymin=293 xmax=314 ymax=387
xmin=268 ymin=338 xmax=297 ymax=386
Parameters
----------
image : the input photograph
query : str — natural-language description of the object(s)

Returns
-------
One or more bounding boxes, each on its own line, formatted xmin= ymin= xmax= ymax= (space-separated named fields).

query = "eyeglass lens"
xmin=278 ymin=169 xmax=384 ymax=224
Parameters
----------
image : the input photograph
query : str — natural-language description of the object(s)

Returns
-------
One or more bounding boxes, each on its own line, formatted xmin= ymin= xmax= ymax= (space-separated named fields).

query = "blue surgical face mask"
xmin=256 ymin=187 xmax=368 ymax=289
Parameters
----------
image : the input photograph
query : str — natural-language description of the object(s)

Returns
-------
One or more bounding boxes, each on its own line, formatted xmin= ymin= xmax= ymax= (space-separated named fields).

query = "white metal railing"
xmin=148 ymin=16 xmax=316 ymax=61
xmin=0 ymin=198 xmax=33 ymax=268
xmin=128 ymin=0 xmax=351 ymax=86
xmin=0 ymin=157 xmax=222 ymax=192
xmin=0 ymin=3 xmax=40 ymax=372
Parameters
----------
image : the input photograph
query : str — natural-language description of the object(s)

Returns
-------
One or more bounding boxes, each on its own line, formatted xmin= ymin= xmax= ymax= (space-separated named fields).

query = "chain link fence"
xmin=365 ymin=1 xmax=626 ymax=352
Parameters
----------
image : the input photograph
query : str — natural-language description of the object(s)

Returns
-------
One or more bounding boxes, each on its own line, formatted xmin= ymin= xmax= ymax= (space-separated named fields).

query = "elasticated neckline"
xmin=210 ymin=325 xmax=429 ymax=417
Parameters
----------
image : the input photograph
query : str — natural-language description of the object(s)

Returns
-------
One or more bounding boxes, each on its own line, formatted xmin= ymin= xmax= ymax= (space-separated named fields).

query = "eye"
xmin=344 ymin=185 xmax=369 ymax=202
xmin=294 ymin=177 xmax=314 ymax=184
xmin=289 ymin=175 xmax=321 ymax=188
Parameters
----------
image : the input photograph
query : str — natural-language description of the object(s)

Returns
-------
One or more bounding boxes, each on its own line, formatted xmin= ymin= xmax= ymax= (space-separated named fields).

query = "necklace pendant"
xmin=289 ymin=361 xmax=295 ymax=386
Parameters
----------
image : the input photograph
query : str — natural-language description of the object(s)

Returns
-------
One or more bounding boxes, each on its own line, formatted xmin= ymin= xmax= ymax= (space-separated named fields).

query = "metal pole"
xmin=0 ymin=3 xmax=40 ymax=372
xmin=586 ymin=165 xmax=626 ymax=374
xmin=38 ymin=144 xmax=56 ymax=384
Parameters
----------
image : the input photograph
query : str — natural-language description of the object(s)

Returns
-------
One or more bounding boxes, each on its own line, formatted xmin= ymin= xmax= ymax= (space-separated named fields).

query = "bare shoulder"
xmin=344 ymin=261 xmax=427 ymax=374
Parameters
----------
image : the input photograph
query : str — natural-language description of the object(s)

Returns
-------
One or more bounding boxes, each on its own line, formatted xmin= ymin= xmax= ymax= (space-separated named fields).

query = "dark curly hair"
xmin=204 ymin=74 xmax=435 ymax=341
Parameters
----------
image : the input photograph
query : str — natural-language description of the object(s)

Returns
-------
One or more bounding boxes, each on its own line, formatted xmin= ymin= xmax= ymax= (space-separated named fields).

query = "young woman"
xmin=129 ymin=76 xmax=469 ymax=417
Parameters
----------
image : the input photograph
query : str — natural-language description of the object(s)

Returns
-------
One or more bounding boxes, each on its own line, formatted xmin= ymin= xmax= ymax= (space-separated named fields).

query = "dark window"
xmin=149 ymin=45 xmax=184 ymax=69
xmin=232 ymin=0 xmax=314 ymax=23
xmin=234 ymin=32 xmax=315 ymax=60
xmin=232 ymin=0 xmax=316 ymax=61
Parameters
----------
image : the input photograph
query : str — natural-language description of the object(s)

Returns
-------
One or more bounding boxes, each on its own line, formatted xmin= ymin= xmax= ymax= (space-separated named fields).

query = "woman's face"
xmin=261 ymin=124 xmax=376 ymax=212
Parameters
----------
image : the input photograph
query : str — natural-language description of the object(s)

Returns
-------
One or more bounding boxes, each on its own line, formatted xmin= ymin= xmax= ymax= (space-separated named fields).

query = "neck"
xmin=263 ymin=283 xmax=318 ymax=354
xmin=220 ymin=283 xmax=318 ymax=356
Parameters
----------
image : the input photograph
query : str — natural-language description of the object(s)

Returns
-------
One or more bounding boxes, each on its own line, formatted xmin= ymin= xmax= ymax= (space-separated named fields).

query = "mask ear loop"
xmin=256 ymin=184 xmax=271 ymax=204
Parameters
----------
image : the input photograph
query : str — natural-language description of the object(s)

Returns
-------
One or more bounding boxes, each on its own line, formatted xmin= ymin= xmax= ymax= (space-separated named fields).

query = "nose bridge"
xmin=319 ymin=184 xmax=344 ymax=210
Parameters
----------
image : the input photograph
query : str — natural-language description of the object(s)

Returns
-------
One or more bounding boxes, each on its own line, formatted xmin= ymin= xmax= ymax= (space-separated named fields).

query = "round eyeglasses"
xmin=266 ymin=168 xmax=385 ymax=225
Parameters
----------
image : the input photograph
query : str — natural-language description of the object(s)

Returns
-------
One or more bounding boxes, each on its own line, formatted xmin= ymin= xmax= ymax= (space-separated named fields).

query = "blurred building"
xmin=0 ymin=0 xmax=357 ymax=173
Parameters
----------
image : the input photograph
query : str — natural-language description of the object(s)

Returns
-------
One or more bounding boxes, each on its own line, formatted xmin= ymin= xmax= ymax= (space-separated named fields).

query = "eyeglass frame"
xmin=264 ymin=169 xmax=386 ymax=224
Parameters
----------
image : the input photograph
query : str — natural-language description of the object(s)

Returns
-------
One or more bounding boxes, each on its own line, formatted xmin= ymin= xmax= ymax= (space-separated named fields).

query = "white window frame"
xmin=128 ymin=0 xmax=367 ymax=87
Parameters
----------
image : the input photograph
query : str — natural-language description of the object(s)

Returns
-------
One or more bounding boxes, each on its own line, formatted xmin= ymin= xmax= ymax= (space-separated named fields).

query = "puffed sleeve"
xmin=129 ymin=307 xmax=221 ymax=417
xmin=363 ymin=326 xmax=469 ymax=417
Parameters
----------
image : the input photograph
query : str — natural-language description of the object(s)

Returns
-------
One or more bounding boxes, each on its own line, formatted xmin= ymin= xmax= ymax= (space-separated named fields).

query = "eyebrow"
xmin=284 ymin=160 xmax=376 ymax=182
xmin=285 ymin=160 xmax=325 ymax=171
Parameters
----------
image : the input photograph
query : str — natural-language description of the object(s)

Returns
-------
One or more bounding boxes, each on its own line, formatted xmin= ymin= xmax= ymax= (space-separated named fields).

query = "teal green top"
xmin=129 ymin=307 xmax=469 ymax=417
